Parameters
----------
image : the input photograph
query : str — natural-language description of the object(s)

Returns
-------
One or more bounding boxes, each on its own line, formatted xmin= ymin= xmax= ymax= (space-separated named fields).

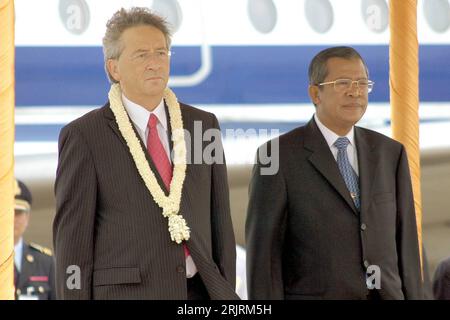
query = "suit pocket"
xmin=93 ymin=267 xmax=141 ymax=286
xmin=373 ymin=192 xmax=394 ymax=204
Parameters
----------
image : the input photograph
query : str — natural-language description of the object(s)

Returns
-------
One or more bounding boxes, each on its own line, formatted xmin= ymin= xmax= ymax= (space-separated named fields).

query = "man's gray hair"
xmin=308 ymin=46 xmax=369 ymax=86
xmin=102 ymin=7 xmax=172 ymax=83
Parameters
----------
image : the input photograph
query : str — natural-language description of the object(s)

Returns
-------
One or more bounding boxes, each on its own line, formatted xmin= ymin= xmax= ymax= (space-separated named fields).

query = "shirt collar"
xmin=314 ymin=113 xmax=355 ymax=148
xmin=121 ymin=94 xmax=168 ymax=132
xmin=15 ymin=238 xmax=23 ymax=267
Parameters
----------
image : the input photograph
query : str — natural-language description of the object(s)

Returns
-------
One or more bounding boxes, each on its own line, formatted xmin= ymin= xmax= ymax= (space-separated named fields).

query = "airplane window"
xmin=423 ymin=0 xmax=450 ymax=33
xmin=304 ymin=0 xmax=334 ymax=34
xmin=151 ymin=0 xmax=183 ymax=34
xmin=361 ymin=0 xmax=389 ymax=33
xmin=247 ymin=0 xmax=277 ymax=34
xmin=58 ymin=0 xmax=90 ymax=35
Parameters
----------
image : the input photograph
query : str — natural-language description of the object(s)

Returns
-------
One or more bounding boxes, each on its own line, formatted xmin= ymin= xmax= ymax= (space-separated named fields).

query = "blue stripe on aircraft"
xmin=15 ymin=45 xmax=450 ymax=106
xmin=17 ymin=118 xmax=450 ymax=142
xmin=15 ymin=122 xmax=303 ymax=142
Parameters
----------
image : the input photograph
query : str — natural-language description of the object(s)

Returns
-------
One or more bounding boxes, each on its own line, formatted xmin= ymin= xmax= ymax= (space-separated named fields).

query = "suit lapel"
xmin=176 ymin=105 xmax=194 ymax=224
xmin=164 ymin=101 xmax=175 ymax=154
xmin=103 ymin=103 xmax=128 ymax=150
xmin=355 ymin=127 xmax=377 ymax=217
xmin=303 ymin=118 xmax=358 ymax=215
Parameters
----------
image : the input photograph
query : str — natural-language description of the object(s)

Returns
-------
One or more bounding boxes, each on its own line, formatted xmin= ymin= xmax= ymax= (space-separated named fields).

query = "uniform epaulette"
xmin=29 ymin=242 xmax=53 ymax=256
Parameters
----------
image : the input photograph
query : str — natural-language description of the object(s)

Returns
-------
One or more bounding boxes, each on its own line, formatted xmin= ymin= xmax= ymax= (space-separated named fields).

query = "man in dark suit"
xmin=53 ymin=7 xmax=237 ymax=300
xmin=433 ymin=256 xmax=450 ymax=299
xmin=14 ymin=179 xmax=55 ymax=300
xmin=246 ymin=46 xmax=424 ymax=299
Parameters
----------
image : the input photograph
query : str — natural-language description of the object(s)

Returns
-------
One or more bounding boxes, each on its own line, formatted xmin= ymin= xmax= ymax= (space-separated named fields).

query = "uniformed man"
xmin=14 ymin=179 xmax=56 ymax=300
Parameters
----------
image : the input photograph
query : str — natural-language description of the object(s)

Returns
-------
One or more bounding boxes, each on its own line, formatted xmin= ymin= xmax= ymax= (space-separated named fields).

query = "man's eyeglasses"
xmin=317 ymin=79 xmax=374 ymax=93
xmin=132 ymin=50 xmax=173 ymax=62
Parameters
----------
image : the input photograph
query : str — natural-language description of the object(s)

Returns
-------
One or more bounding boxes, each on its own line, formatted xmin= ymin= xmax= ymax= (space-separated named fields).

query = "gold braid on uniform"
xmin=29 ymin=242 xmax=53 ymax=256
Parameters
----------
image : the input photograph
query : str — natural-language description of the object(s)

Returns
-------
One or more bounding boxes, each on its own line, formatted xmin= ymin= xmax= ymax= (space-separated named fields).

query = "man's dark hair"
xmin=308 ymin=46 xmax=369 ymax=85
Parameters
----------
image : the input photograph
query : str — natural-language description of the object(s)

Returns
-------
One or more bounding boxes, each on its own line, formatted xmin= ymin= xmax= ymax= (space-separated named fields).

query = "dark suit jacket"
xmin=53 ymin=101 xmax=238 ymax=299
xmin=246 ymin=118 xmax=423 ymax=299
xmin=433 ymin=256 xmax=450 ymax=300
xmin=15 ymin=243 xmax=56 ymax=300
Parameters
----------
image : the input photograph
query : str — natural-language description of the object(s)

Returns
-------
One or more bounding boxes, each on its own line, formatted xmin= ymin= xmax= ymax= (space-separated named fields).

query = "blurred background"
xmin=14 ymin=0 xmax=450 ymax=295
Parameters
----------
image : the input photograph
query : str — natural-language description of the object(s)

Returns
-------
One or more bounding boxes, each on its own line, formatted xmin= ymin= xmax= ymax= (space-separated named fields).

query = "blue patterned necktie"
xmin=334 ymin=137 xmax=360 ymax=210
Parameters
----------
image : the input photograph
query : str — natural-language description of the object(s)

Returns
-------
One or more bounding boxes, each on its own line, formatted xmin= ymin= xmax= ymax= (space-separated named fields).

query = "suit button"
xmin=177 ymin=266 xmax=185 ymax=273
xmin=364 ymin=260 xmax=370 ymax=269
xmin=361 ymin=223 xmax=367 ymax=231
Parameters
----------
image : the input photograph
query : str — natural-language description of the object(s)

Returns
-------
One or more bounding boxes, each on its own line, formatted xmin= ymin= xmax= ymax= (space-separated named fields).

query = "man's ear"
xmin=308 ymin=85 xmax=320 ymax=106
xmin=107 ymin=59 xmax=120 ymax=82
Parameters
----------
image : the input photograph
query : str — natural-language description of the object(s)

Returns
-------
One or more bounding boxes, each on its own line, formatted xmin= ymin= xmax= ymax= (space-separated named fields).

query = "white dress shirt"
xmin=122 ymin=94 xmax=198 ymax=278
xmin=314 ymin=113 xmax=359 ymax=175
xmin=122 ymin=94 xmax=171 ymax=158
xmin=15 ymin=237 xmax=24 ymax=272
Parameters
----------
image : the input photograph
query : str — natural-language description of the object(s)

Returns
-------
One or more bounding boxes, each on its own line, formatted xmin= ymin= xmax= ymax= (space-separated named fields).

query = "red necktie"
xmin=147 ymin=114 xmax=190 ymax=258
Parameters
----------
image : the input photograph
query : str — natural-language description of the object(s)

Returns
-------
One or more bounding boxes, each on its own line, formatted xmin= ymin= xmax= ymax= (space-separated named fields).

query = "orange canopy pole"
xmin=0 ymin=0 xmax=15 ymax=300
xmin=389 ymin=0 xmax=423 ymax=278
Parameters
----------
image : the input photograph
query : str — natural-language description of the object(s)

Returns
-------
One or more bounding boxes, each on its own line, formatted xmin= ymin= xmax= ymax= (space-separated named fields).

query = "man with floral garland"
xmin=53 ymin=7 xmax=238 ymax=300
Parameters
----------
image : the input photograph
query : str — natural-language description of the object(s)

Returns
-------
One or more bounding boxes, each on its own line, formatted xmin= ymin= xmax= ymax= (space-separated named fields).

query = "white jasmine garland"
xmin=108 ymin=83 xmax=190 ymax=243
